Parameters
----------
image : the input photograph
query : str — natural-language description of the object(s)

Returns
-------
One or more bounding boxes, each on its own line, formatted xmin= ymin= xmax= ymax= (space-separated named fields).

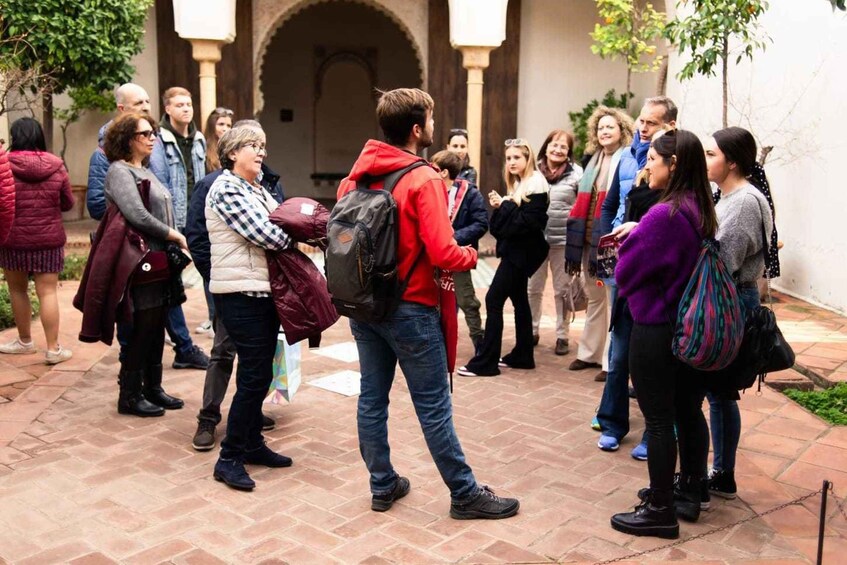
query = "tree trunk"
xmin=656 ymin=57 xmax=669 ymax=95
xmin=42 ymin=88 xmax=53 ymax=153
xmin=626 ymin=67 xmax=632 ymax=108
xmin=721 ymin=35 xmax=729 ymax=129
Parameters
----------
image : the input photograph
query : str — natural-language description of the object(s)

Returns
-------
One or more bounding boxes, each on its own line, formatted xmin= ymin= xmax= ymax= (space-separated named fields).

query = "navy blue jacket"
xmin=600 ymin=133 xmax=650 ymax=236
xmin=451 ymin=181 xmax=488 ymax=249
xmin=185 ymin=164 xmax=285 ymax=282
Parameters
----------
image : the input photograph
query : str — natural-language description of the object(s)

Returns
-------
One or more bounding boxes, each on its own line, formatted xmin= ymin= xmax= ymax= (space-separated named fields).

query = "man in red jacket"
xmin=337 ymin=88 xmax=519 ymax=520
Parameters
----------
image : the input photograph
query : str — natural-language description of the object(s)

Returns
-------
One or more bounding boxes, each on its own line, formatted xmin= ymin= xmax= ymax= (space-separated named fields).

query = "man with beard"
xmin=336 ymin=88 xmax=519 ymax=520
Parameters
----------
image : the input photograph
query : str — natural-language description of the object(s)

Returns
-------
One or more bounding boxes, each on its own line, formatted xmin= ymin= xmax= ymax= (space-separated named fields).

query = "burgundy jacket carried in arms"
xmin=267 ymin=197 xmax=339 ymax=347
xmin=73 ymin=204 xmax=145 ymax=345
xmin=4 ymin=150 xmax=74 ymax=250
xmin=0 ymin=145 xmax=14 ymax=245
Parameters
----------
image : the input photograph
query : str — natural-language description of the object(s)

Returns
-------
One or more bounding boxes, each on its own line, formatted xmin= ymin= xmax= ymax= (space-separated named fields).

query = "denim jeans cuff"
xmin=451 ymin=484 xmax=481 ymax=503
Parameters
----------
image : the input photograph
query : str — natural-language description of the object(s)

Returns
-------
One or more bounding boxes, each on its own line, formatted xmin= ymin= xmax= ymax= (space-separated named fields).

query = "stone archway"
xmin=252 ymin=0 xmax=427 ymax=116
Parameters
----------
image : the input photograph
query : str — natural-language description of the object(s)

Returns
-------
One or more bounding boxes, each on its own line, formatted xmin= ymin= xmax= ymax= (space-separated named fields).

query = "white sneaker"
xmin=45 ymin=345 xmax=73 ymax=365
xmin=0 ymin=338 xmax=36 ymax=355
xmin=195 ymin=320 xmax=213 ymax=335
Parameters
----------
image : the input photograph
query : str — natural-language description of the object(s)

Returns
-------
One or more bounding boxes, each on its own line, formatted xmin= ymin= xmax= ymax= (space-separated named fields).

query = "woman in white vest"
xmin=205 ymin=125 xmax=293 ymax=491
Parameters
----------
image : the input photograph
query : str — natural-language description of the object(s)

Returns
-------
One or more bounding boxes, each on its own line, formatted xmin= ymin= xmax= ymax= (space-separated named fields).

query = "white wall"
xmin=517 ymin=0 xmax=663 ymax=152
xmin=53 ymin=4 xmax=160 ymax=187
xmin=666 ymin=1 xmax=847 ymax=313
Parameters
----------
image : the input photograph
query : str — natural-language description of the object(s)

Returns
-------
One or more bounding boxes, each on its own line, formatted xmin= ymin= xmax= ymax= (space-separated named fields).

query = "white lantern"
xmin=448 ymin=0 xmax=509 ymax=48
xmin=173 ymin=0 xmax=237 ymax=43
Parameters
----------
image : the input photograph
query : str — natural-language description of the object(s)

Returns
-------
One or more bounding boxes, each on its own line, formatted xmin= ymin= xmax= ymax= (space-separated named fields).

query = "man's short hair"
xmin=233 ymin=119 xmax=262 ymax=129
xmin=162 ymin=86 xmax=192 ymax=108
xmin=431 ymin=150 xmax=463 ymax=180
xmin=376 ymin=88 xmax=434 ymax=146
xmin=644 ymin=96 xmax=678 ymax=123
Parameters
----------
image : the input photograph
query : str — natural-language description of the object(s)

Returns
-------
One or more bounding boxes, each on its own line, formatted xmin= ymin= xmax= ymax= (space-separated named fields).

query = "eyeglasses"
xmin=243 ymin=142 xmax=267 ymax=155
xmin=504 ymin=138 xmax=529 ymax=147
xmin=134 ymin=130 xmax=157 ymax=140
xmin=214 ymin=107 xmax=234 ymax=117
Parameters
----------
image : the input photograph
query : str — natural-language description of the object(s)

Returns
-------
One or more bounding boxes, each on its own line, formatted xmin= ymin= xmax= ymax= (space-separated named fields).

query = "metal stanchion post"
xmin=817 ymin=480 xmax=830 ymax=565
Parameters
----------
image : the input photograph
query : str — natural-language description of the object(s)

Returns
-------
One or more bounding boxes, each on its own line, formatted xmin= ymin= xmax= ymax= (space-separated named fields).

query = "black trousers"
xmin=123 ymin=305 xmax=167 ymax=374
xmin=465 ymin=259 xmax=534 ymax=375
xmin=630 ymin=323 xmax=709 ymax=499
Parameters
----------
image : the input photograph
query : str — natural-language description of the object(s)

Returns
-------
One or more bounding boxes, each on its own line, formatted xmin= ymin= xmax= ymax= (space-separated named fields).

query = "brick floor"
xmin=1 ymin=261 xmax=847 ymax=563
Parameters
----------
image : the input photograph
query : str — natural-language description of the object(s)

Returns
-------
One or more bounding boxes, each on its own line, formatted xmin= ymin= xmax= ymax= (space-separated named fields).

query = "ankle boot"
xmin=674 ymin=475 xmax=702 ymax=522
xmin=143 ymin=364 xmax=184 ymax=410
xmin=118 ymin=368 xmax=165 ymax=417
xmin=611 ymin=488 xmax=679 ymax=539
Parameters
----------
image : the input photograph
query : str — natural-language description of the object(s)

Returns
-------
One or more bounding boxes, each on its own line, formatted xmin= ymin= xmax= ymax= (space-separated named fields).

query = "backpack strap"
xmin=382 ymin=161 xmax=430 ymax=294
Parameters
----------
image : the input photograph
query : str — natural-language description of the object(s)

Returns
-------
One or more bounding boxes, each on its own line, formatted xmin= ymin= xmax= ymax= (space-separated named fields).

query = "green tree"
xmin=54 ymin=87 xmax=114 ymax=162
xmin=664 ymin=0 xmax=770 ymax=128
xmin=0 ymin=0 xmax=151 ymax=148
xmin=828 ymin=0 xmax=846 ymax=10
xmin=590 ymin=0 xmax=666 ymax=101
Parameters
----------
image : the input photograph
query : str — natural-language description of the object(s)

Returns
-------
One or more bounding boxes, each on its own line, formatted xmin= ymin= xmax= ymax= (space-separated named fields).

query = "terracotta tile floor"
xmin=1 ymin=259 xmax=846 ymax=563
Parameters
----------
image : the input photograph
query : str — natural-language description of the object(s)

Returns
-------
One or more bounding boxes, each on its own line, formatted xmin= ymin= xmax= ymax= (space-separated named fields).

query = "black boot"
xmin=674 ymin=475 xmax=702 ymax=522
xmin=611 ymin=488 xmax=679 ymax=539
xmin=118 ymin=369 xmax=165 ymax=417
xmin=143 ymin=364 xmax=184 ymax=410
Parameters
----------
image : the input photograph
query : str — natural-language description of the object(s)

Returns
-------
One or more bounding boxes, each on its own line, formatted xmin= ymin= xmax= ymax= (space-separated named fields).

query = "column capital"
xmin=459 ymin=46 xmax=493 ymax=70
xmin=189 ymin=39 xmax=224 ymax=63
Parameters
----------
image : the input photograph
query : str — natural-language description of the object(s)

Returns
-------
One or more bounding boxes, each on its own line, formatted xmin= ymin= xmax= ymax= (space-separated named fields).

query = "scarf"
xmin=565 ymin=151 xmax=613 ymax=276
xmin=538 ymin=159 xmax=571 ymax=185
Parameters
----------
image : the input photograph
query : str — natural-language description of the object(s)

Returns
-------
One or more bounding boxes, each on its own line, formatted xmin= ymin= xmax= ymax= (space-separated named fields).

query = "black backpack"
xmin=325 ymin=161 xmax=427 ymax=322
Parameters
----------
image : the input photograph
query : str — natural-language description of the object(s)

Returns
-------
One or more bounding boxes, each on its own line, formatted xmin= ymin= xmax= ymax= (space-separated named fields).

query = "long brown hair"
xmin=204 ymin=107 xmax=233 ymax=172
xmin=654 ymin=129 xmax=718 ymax=238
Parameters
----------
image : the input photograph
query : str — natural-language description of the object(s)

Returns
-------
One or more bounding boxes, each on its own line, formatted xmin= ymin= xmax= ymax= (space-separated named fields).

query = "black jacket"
xmin=452 ymin=182 xmax=488 ymax=249
xmin=185 ymin=164 xmax=285 ymax=282
xmin=489 ymin=192 xmax=549 ymax=277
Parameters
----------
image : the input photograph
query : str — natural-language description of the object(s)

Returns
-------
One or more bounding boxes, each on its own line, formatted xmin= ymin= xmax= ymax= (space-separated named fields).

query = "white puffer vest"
xmin=206 ymin=172 xmax=278 ymax=294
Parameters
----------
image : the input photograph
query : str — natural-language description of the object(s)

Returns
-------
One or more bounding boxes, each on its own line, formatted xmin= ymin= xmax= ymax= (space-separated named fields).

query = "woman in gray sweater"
xmin=103 ymin=113 xmax=188 ymax=418
xmin=703 ymin=126 xmax=774 ymax=501
xmin=527 ymin=130 xmax=583 ymax=355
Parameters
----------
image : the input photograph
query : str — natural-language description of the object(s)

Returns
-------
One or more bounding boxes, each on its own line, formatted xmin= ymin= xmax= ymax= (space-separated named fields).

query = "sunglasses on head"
xmin=504 ymin=138 xmax=529 ymax=147
xmin=214 ymin=107 xmax=234 ymax=117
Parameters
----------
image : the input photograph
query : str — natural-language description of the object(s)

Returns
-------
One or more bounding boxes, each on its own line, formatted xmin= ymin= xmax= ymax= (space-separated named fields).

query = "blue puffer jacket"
xmin=149 ymin=120 xmax=206 ymax=230
xmin=86 ymin=122 xmax=111 ymax=220
xmin=185 ymin=164 xmax=285 ymax=282
xmin=600 ymin=133 xmax=649 ymax=235
xmin=451 ymin=180 xmax=488 ymax=249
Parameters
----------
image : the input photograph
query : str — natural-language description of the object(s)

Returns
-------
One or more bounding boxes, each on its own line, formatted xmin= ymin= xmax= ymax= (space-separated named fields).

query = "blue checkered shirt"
xmin=207 ymin=169 xmax=290 ymax=297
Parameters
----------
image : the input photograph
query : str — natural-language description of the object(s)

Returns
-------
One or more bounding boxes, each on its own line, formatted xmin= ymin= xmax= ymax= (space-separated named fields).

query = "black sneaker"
xmin=173 ymin=345 xmax=210 ymax=370
xmin=262 ymin=414 xmax=275 ymax=431
xmin=708 ymin=469 xmax=737 ymax=499
xmin=450 ymin=486 xmax=520 ymax=520
xmin=192 ymin=420 xmax=216 ymax=452
xmin=371 ymin=476 xmax=411 ymax=512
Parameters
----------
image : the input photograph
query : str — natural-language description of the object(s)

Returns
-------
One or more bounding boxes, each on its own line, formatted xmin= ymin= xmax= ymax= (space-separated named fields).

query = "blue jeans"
xmin=217 ymin=293 xmax=279 ymax=460
xmin=597 ymin=291 xmax=636 ymax=441
xmin=166 ymin=304 xmax=194 ymax=355
xmin=707 ymin=285 xmax=761 ymax=473
xmin=350 ymin=302 xmax=478 ymax=500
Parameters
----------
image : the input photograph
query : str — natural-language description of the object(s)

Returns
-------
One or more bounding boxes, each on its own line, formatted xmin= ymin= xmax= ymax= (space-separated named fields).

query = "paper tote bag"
xmin=268 ymin=331 xmax=302 ymax=403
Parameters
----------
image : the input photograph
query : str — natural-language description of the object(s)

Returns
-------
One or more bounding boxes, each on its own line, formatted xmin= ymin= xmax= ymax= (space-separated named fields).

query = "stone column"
xmin=460 ymin=46 xmax=493 ymax=186
xmin=190 ymin=39 xmax=224 ymax=125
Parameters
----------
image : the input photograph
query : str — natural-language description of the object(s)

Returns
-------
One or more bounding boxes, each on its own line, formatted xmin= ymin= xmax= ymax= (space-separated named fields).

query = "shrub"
xmin=0 ymin=281 xmax=40 ymax=330
xmin=568 ymin=89 xmax=633 ymax=162
xmin=784 ymin=384 xmax=847 ymax=426
xmin=60 ymin=254 xmax=88 ymax=281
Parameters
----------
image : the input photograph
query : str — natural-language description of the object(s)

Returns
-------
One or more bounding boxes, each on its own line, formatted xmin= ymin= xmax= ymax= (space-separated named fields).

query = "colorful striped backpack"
xmin=672 ymin=220 xmax=745 ymax=371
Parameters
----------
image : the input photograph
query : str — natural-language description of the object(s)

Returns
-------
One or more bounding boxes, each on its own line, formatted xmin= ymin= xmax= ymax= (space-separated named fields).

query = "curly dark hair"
xmin=103 ymin=113 xmax=156 ymax=163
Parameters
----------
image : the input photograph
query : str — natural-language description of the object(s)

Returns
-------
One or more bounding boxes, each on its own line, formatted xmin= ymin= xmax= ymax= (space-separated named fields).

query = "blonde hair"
xmin=503 ymin=140 xmax=538 ymax=205
xmin=162 ymin=86 xmax=192 ymax=108
xmin=585 ymin=105 xmax=635 ymax=156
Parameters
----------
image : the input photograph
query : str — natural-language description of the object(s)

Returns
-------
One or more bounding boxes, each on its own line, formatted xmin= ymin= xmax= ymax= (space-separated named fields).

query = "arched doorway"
xmin=258 ymin=1 xmax=423 ymax=203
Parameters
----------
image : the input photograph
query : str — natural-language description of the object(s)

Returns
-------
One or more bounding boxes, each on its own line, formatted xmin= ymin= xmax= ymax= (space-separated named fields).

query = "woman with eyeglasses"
xmin=528 ymin=129 xmax=583 ymax=355
xmin=0 ymin=117 xmax=75 ymax=364
xmin=458 ymin=138 xmax=549 ymax=377
xmin=446 ymin=128 xmax=477 ymax=186
xmin=565 ymin=106 xmax=634 ymax=380
xmin=102 ymin=113 xmax=189 ymax=417
xmin=196 ymin=106 xmax=234 ymax=336
xmin=610 ymin=129 xmax=719 ymax=539
xmin=206 ymin=125 xmax=293 ymax=491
